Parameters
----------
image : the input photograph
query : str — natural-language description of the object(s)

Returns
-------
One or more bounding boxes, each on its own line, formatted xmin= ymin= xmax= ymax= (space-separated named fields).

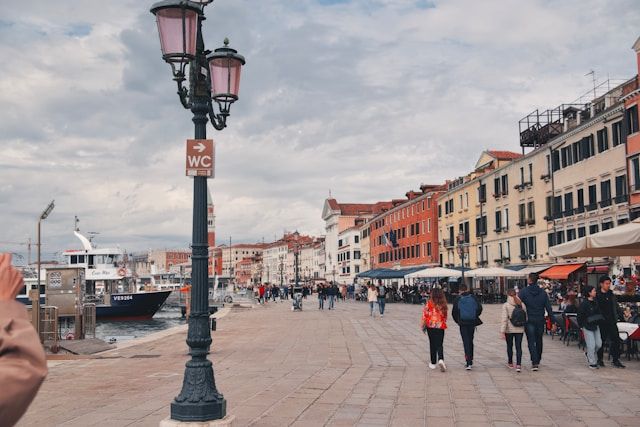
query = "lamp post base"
xmin=160 ymin=415 xmax=235 ymax=427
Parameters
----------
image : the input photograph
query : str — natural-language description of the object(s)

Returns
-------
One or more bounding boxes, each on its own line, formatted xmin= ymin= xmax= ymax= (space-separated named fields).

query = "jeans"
xmin=459 ymin=324 xmax=476 ymax=364
xmin=505 ymin=333 xmax=524 ymax=365
xmin=583 ymin=326 xmax=602 ymax=365
xmin=426 ymin=328 xmax=445 ymax=364
xmin=525 ymin=320 xmax=546 ymax=365
xmin=318 ymin=296 xmax=324 ymax=309
xmin=378 ymin=297 xmax=385 ymax=315
xmin=328 ymin=295 xmax=335 ymax=309
xmin=369 ymin=301 xmax=376 ymax=316
xmin=597 ymin=322 xmax=621 ymax=362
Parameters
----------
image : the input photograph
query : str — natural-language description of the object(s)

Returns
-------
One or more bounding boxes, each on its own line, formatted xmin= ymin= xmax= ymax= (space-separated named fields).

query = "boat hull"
xmin=96 ymin=291 xmax=171 ymax=321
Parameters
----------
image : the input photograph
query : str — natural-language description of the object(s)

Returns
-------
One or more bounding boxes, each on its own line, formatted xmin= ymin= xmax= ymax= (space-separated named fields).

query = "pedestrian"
xmin=452 ymin=284 xmax=483 ymax=370
xmin=258 ymin=283 xmax=266 ymax=304
xmin=318 ymin=284 xmax=325 ymax=310
xmin=377 ymin=280 xmax=386 ymax=317
xmin=596 ymin=276 xmax=626 ymax=368
xmin=340 ymin=284 xmax=347 ymax=302
xmin=0 ymin=253 xmax=48 ymax=426
xmin=327 ymin=282 xmax=337 ymax=310
xmin=577 ymin=285 xmax=603 ymax=369
xmin=421 ymin=287 xmax=447 ymax=372
xmin=518 ymin=273 xmax=556 ymax=371
xmin=367 ymin=284 xmax=378 ymax=317
xmin=500 ymin=288 xmax=527 ymax=372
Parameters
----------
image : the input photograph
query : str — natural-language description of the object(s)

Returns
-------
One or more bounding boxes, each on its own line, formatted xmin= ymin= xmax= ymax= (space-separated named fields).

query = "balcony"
xmin=552 ymin=211 xmax=563 ymax=220
xmin=574 ymin=206 xmax=585 ymax=214
xmin=443 ymin=239 xmax=454 ymax=248
xmin=615 ymin=194 xmax=629 ymax=204
xmin=587 ymin=203 xmax=598 ymax=212
xmin=563 ymin=209 xmax=574 ymax=217
xmin=599 ymin=199 xmax=612 ymax=208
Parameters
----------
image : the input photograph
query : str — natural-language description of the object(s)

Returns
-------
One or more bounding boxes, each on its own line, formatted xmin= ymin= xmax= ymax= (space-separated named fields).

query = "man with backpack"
xmin=452 ymin=284 xmax=483 ymax=370
xmin=519 ymin=273 xmax=556 ymax=371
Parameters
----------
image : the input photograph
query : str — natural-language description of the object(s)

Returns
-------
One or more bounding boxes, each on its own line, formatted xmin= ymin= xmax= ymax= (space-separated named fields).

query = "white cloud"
xmin=0 ymin=0 xmax=638 ymax=260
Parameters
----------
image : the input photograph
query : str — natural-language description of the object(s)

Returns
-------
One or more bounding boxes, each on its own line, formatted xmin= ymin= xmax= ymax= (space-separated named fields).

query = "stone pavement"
xmin=19 ymin=299 xmax=640 ymax=427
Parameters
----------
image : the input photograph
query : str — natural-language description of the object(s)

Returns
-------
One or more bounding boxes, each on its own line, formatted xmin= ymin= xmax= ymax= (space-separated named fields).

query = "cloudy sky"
xmin=1 ymin=0 xmax=638 ymax=262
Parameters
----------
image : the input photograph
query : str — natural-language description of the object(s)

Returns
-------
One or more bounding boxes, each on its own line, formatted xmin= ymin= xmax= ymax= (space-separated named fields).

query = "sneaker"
xmin=612 ymin=360 xmax=626 ymax=369
xmin=507 ymin=363 xmax=514 ymax=369
xmin=531 ymin=365 xmax=539 ymax=371
xmin=589 ymin=364 xmax=598 ymax=369
xmin=381 ymin=314 xmax=384 ymax=318
xmin=465 ymin=363 xmax=472 ymax=371
xmin=597 ymin=360 xmax=605 ymax=367
xmin=438 ymin=359 xmax=447 ymax=372
xmin=428 ymin=363 xmax=436 ymax=370
xmin=515 ymin=365 xmax=521 ymax=372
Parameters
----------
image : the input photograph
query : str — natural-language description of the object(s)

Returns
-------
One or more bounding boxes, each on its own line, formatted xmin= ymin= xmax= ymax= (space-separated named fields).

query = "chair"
xmin=564 ymin=314 xmax=580 ymax=346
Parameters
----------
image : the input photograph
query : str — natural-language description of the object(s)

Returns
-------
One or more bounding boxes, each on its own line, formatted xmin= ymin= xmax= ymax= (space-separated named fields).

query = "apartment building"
xmin=625 ymin=38 xmax=640 ymax=220
xmin=369 ymin=186 xmax=443 ymax=269
xmin=335 ymin=225 xmax=362 ymax=284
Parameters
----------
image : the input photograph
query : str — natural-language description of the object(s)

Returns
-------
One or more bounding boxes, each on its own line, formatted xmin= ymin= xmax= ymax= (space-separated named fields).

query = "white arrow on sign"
xmin=194 ymin=142 xmax=206 ymax=153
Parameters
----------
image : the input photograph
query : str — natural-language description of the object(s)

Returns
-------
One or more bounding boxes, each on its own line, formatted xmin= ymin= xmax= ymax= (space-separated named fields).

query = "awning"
xmin=405 ymin=267 xmax=462 ymax=278
xmin=356 ymin=267 xmax=426 ymax=279
xmin=466 ymin=267 xmax=519 ymax=278
xmin=539 ymin=263 xmax=584 ymax=280
xmin=549 ymin=218 xmax=640 ymax=257
xmin=516 ymin=265 xmax=551 ymax=277
xmin=587 ymin=265 xmax=610 ymax=274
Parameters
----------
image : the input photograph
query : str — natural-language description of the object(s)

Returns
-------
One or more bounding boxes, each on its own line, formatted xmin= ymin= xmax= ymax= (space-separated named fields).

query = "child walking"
xmin=422 ymin=287 xmax=448 ymax=372
xmin=500 ymin=288 xmax=527 ymax=372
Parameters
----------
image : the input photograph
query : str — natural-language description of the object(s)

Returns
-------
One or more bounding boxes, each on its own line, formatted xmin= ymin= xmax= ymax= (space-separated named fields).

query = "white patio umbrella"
xmin=405 ymin=267 xmax=462 ymax=278
xmin=465 ymin=267 xmax=519 ymax=278
xmin=549 ymin=218 xmax=640 ymax=258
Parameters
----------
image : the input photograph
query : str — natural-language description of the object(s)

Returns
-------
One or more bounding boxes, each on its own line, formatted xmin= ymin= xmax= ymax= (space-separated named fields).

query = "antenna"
xmin=585 ymin=70 xmax=596 ymax=99
xmin=74 ymin=215 xmax=80 ymax=231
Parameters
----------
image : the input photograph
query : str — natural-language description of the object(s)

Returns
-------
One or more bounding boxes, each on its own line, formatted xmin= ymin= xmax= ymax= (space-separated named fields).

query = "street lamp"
xmin=37 ymin=200 xmax=55 ymax=293
xmin=457 ymin=232 xmax=467 ymax=288
xmin=150 ymin=0 xmax=245 ymax=422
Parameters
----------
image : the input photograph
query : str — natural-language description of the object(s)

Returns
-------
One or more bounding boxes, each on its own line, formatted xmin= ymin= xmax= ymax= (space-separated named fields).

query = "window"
xmin=567 ymin=229 xmax=576 ymax=241
xmin=354 ymin=235 xmax=359 ymax=244
xmin=597 ymin=128 xmax=609 ymax=153
xmin=552 ymin=150 xmax=560 ymax=171
xmin=495 ymin=210 xmax=502 ymax=231
xmin=576 ymin=188 xmax=585 ymax=212
xmin=564 ymin=193 xmax=573 ymax=216
xmin=602 ymin=219 xmax=614 ymax=230
xmin=519 ymin=238 xmax=526 ymax=259
xmin=501 ymin=175 xmax=509 ymax=195
xmin=416 ymin=222 xmax=420 ymax=234
xmin=561 ymin=146 xmax=572 ymax=168
xmin=553 ymin=196 xmax=562 ymax=219
xmin=475 ymin=216 xmax=487 ymax=237
xmin=410 ymin=224 xmax=415 ymax=235
xmin=528 ymin=237 xmax=536 ymax=258
xmin=518 ymin=203 xmax=526 ymax=225
xmin=578 ymin=226 xmax=586 ymax=238
xmin=545 ymin=196 xmax=552 ymax=218
xmin=504 ymin=208 xmax=509 ymax=229
xmin=427 ymin=242 xmax=432 ymax=256
xmin=527 ymin=201 xmax=535 ymax=223
xmin=427 ymin=197 xmax=431 ymax=209
xmin=589 ymin=224 xmax=599 ymax=234
xmin=427 ymin=218 xmax=431 ymax=232
xmin=478 ymin=184 xmax=486 ymax=202
xmin=556 ymin=230 xmax=565 ymax=244
xmin=520 ymin=167 xmax=525 ymax=185
xmin=438 ymin=205 xmax=442 ymax=218
xmin=615 ymin=175 xmax=627 ymax=203
xmin=600 ymin=180 xmax=612 ymax=207
xmin=494 ymin=177 xmax=501 ymax=197
xmin=354 ymin=251 xmax=361 ymax=259
xmin=528 ymin=163 xmax=533 ymax=183
xmin=627 ymin=105 xmax=639 ymax=134
xmin=465 ymin=192 xmax=469 ymax=208
xmin=588 ymin=184 xmax=597 ymax=210
xmin=612 ymin=121 xmax=624 ymax=146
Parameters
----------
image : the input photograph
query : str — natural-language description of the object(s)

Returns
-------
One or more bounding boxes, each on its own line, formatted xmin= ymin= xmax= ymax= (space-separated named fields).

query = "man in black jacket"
xmin=452 ymin=284 xmax=483 ymax=370
xmin=519 ymin=273 xmax=555 ymax=371
xmin=596 ymin=276 xmax=625 ymax=368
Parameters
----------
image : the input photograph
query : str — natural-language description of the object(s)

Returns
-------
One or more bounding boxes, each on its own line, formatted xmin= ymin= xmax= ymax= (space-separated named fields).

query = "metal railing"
xmin=39 ymin=305 xmax=58 ymax=346
xmin=83 ymin=304 xmax=96 ymax=339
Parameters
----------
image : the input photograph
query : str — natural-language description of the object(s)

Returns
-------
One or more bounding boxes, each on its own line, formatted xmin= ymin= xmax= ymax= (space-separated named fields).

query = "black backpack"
xmin=510 ymin=305 xmax=527 ymax=327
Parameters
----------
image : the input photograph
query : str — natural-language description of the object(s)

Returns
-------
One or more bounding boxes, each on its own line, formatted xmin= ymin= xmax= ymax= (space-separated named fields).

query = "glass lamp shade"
xmin=207 ymin=41 xmax=245 ymax=102
xmin=150 ymin=1 xmax=201 ymax=63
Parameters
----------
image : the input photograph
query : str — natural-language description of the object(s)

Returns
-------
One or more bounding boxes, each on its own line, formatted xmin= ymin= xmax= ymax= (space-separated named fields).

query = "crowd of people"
xmin=419 ymin=273 xmax=630 ymax=372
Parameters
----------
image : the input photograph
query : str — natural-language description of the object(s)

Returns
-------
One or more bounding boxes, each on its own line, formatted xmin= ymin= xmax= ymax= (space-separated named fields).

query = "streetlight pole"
xmin=457 ymin=232 xmax=466 ymax=288
xmin=151 ymin=1 xmax=245 ymax=422
xmin=37 ymin=200 xmax=55 ymax=293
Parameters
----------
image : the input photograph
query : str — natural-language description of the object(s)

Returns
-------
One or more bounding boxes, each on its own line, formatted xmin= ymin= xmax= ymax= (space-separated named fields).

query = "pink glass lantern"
xmin=207 ymin=39 xmax=246 ymax=102
xmin=151 ymin=1 xmax=201 ymax=63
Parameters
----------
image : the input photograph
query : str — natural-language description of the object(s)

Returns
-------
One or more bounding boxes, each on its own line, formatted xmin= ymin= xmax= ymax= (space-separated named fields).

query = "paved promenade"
xmin=20 ymin=299 xmax=640 ymax=427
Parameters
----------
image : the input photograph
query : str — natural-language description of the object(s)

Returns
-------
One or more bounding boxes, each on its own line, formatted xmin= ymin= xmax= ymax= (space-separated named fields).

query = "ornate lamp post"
xmin=150 ymin=0 xmax=245 ymax=422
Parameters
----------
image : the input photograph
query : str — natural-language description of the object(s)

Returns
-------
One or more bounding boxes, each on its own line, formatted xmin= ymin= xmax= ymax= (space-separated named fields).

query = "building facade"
xmin=625 ymin=38 xmax=640 ymax=220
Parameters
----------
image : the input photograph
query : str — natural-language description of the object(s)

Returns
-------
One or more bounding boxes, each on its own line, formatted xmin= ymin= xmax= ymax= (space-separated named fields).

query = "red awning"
xmin=587 ymin=265 xmax=610 ymax=274
xmin=539 ymin=263 xmax=584 ymax=280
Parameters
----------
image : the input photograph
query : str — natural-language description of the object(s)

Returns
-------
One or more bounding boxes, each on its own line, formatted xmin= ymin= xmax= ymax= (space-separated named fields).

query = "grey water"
xmin=95 ymin=307 xmax=186 ymax=343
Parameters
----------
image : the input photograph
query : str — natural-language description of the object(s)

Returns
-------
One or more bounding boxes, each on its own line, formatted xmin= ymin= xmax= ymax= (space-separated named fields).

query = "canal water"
xmin=95 ymin=307 xmax=186 ymax=343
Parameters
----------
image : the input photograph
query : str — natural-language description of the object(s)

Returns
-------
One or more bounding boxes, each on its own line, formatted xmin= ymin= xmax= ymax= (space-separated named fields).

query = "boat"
xmin=58 ymin=231 xmax=171 ymax=320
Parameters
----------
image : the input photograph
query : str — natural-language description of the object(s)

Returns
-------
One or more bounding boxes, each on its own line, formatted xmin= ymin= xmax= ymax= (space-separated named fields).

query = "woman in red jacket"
xmin=421 ymin=287 xmax=448 ymax=372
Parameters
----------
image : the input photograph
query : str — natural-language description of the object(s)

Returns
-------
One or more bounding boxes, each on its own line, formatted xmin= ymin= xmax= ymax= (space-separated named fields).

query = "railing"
xmin=443 ymin=239 xmax=454 ymax=248
xmin=563 ymin=209 xmax=574 ymax=217
xmin=615 ymin=194 xmax=629 ymax=204
xmin=83 ymin=304 xmax=96 ymax=339
xmin=587 ymin=203 xmax=598 ymax=212
xmin=39 ymin=305 xmax=58 ymax=347
xmin=599 ymin=199 xmax=612 ymax=208
xmin=574 ymin=206 xmax=585 ymax=214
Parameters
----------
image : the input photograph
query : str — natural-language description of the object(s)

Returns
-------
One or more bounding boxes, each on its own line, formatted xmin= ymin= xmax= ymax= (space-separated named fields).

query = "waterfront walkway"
xmin=20 ymin=300 xmax=640 ymax=427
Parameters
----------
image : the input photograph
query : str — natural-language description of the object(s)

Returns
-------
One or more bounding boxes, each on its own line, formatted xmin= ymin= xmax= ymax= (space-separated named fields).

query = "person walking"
xmin=271 ymin=284 xmax=279 ymax=303
xmin=577 ymin=285 xmax=603 ymax=369
xmin=519 ymin=273 xmax=556 ymax=371
xmin=258 ymin=283 xmax=266 ymax=305
xmin=318 ymin=284 xmax=325 ymax=310
xmin=377 ymin=281 xmax=387 ymax=317
xmin=500 ymin=288 xmax=527 ymax=372
xmin=367 ymin=284 xmax=378 ymax=317
xmin=452 ymin=284 xmax=483 ymax=370
xmin=0 ymin=253 xmax=48 ymax=427
xmin=596 ymin=276 xmax=626 ymax=368
xmin=327 ymin=282 xmax=337 ymax=310
xmin=421 ymin=287 xmax=448 ymax=372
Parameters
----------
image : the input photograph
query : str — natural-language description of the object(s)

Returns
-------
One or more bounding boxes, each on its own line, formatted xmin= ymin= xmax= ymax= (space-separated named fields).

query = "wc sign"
xmin=185 ymin=139 xmax=215 ymax=178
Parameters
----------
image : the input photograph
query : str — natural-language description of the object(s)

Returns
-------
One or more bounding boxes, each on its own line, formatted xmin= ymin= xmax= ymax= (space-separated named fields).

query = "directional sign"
xmin=186 ymin=139 xmax=215 ymax=178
